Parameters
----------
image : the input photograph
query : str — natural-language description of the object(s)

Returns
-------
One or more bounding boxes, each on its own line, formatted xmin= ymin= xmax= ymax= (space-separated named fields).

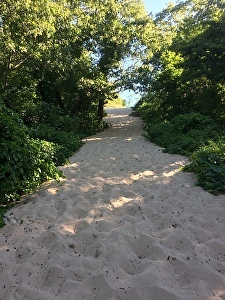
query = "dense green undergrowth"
xmin=0 ymin=103 xmax=106 ymax=226
xmin=136 ymin=108 xmax=225 ymax=194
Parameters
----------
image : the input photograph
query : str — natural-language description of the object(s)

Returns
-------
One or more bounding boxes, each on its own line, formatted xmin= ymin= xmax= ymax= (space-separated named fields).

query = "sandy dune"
xmin=1 ymin=108 xmax=225 ymax=300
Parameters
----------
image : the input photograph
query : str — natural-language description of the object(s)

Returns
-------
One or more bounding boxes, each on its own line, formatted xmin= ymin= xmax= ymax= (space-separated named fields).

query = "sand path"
xmin=1 ymin=108 xmax=225 ymax=300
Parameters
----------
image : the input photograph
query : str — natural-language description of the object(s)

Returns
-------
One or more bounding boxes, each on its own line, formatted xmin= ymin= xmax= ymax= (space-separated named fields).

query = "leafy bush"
xmin=136 ymin=96 xmax=164 ymax=124
xmin=170 ymin=112 xmax=216 ymax=133
xmin=183 ymin=141 xmax=225 ymax=194
xmin=105 ymin=96 xmax=126 ymax=108
xmin=21 ymin=101 xmax=80 ymax=132
xmin=144 ymin=121 xmax=174 ymax=148
xmin=39 ymin=102 xmax=80 ymax=132
xmin=140 ymin=111 xmax=225 ymax=193
xmin=78 ymin=110 xmax=109 ymax=136
xmin=30 ymin=124 xmax=83 ymax=165
xmin=0 ymin=107 xmax=61 ymax=205
xmin=21 ymin=102 xmax=84 ymax=164
xmin=144 ymin=113 xmax=219 ymax=156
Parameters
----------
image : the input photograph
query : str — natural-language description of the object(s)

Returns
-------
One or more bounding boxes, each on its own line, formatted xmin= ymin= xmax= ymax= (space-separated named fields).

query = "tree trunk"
xmin=97 ymin=96 xmax=104 ymax=120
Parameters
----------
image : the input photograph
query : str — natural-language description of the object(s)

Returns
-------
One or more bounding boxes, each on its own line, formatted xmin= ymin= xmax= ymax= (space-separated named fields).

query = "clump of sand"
xmin=1 ymin=108 xmax=225 ymax=300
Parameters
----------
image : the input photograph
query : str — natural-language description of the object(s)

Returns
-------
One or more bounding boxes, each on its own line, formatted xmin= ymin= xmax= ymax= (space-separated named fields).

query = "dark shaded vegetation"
xmin=137 ymin=110 xmax=225 ymax=194
xmin=143 ymin=113 xmax=219 ymax=156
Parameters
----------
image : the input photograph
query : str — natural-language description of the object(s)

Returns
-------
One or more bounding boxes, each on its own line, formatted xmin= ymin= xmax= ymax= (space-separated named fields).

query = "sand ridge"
xmin=1 ymin=108 xmax=225 ymax=299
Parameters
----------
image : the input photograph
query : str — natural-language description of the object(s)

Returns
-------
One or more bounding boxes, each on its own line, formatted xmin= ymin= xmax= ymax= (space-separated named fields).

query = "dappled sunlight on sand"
xmin=59 ymin=223 xmax=75 ymax=235
xmin=111 ymin=197 xmax=134 ymax=208
xmin=1 ymin=108 xmax=225 ymax=300
xmin=83 ymin=136 xmax=104 ymax=142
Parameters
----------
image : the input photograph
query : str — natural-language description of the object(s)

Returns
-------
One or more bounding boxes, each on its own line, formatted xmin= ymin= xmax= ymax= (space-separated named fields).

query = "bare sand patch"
xmin=1 ymin=108 xmax=225 ymax=299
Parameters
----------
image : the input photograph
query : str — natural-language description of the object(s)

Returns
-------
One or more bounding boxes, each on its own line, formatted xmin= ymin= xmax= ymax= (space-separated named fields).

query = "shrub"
xmin=30 ymin=124 xmax=83 ymax=165
xmin=183 ymin=141 xmax=225 ymax=194
xmin=144 ymin=113 xmax=219 ymax=156
xmin=0 ymin=107 xmax=61 ymax=205
xmin=170 ymin=112 xmax=216 ymax=133
xmin=21 ymin=101 xmax=80 ymax=132
xmin=136 ymin=96 xmax=164 ymax=124
xmin=39 ymin=102 xmax=80 ymax=132
xmin=141 ymin=111 xmax=225 ymax=193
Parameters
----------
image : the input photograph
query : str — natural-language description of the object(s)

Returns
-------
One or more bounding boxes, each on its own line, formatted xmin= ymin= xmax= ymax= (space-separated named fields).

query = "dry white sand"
xmin=1 ymin=108 xmax=225 ymax=300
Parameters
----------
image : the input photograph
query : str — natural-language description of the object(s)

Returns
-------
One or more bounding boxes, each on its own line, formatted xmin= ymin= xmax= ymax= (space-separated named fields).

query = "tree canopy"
xmin=134 ymin=0 xmax=225 ymax=121
xmin=0 ymin=0 xmax=152 ymax=117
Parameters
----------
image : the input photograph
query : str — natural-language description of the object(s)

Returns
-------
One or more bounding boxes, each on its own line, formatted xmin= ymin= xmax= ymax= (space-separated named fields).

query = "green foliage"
xmin=134 ymin=0 xmax=225 ymax=122
xmin=21 ymin=102 xmax=86 ymax=165
xmin=0 ymin=107 xmax=61 ymax=205
xmin=140 ymin=110 xmax=225 ymax=193
xmin=0 ymin=207 xmax=7 ymax=228
xmin=132 ymin=1 xmax=225 ymax=194
xmin=143 ymin=113 xmax=218 ymax=155
xmin=170 ymin=112 xmax=216 ymax=133
xmin=136 ymin=94 xmax=164 ymax=124
xmin=183 ymin=141 xmax=225 ymax=194
xmin=1 ymin=0 xmax=151 ymax=121
xmin=30 ymin=124 xmax=82 ymax=165
xmin=105 ymin=95 xmax=126 ymax=108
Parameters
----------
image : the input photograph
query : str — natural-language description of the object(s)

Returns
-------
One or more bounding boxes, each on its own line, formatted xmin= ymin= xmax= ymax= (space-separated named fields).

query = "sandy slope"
xmin=1 ymin=108 xmax=225 ymax=300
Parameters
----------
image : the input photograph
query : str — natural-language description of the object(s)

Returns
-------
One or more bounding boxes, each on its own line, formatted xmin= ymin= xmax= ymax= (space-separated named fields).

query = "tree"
xmin=72 ymin=0 xmax=153 ymax=119
xmin=135 ymin=0 xmax=225 ymax=122
xmin=0 ymin=0 xmax=71 ymax=108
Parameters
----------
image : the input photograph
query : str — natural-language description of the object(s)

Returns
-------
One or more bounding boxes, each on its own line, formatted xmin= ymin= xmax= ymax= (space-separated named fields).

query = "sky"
xmin=143 ymin=0 xmax=171 ymax=15
xmin=121 ymin=0 xmax=172 ymax=107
